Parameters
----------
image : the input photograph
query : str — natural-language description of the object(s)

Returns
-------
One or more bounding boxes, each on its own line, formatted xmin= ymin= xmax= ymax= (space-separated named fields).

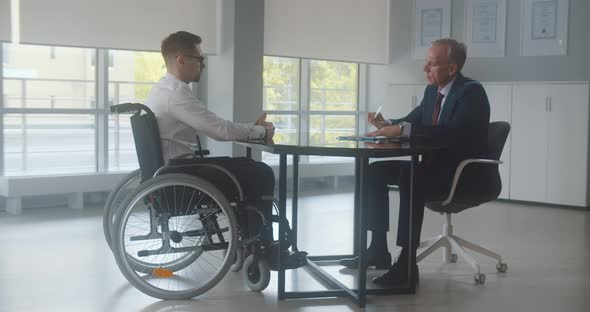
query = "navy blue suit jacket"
xmin=391 ymin=73 xmax=490 ymax=170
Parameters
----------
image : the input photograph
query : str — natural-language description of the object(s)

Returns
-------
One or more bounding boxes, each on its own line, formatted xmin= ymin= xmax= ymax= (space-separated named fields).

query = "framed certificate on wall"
xmin=464 ymin=0 xmax=507 ymax=57
xmin=520 ymin=0 xmax=569 ymax=56
xmin=413 ymin=0 xmax=451 ymax=60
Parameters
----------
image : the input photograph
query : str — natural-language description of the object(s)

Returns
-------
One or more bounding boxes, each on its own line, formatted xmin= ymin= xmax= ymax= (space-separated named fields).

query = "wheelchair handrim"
xmin=114 ymin=175 xmax=237 ymax=299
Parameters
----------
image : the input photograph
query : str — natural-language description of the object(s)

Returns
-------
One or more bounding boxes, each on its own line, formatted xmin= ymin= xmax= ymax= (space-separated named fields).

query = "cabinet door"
xmin=546 ymin=84 xmax=589 ymax=206
xmin=483 ymin=83 xmax=512 ymax=199
xmin=510 ymin=84 xmax=550 ymax=203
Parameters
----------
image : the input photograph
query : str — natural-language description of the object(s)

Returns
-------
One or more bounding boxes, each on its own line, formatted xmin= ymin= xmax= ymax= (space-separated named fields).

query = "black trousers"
xmin=366 ymin=160 xmax=453 ymax=250
xmin=173 ymin=157 xmax=275 ymax=240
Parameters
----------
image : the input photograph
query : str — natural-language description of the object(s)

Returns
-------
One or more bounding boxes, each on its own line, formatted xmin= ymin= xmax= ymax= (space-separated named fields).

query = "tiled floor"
xmin=0 ymin=192 xmax=588 ymax=312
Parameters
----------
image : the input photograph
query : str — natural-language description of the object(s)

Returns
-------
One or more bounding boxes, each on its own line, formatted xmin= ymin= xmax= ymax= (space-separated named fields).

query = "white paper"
xmin=472 ymin=2 xmax=498 ymax=43
xmin=532 ymin=0 xmax=557 ymax=39
xmin=420 ymin=8 xmax=442 ymax=46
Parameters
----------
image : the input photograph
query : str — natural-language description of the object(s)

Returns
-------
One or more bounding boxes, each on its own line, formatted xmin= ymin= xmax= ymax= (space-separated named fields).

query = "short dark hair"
xmin=161 ymin=31 xmax=202 ymax=63
xmin=432 ymin=38 xmax=467 ymax=72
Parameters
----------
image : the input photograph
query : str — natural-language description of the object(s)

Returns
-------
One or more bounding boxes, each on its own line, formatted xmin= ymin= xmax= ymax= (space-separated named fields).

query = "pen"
xmin=371 ymin=105 xmax=383 ymax=127
xmin=374 ymin=105 xmax=383 ymax=119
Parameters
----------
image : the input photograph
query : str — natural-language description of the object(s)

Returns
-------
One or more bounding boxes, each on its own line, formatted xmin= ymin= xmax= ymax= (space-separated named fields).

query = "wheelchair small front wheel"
xmin=243 ymin=254 xmax=270 ymax=292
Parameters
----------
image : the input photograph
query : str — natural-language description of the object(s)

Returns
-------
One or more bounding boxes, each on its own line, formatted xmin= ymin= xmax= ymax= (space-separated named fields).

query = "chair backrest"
xmin=427 ymin=121 xmax=511 ymax=213
xmin=110 ymin=103 xmax=164 ymax=182
xmin=487 ymin=121 xmax=511 ymax=161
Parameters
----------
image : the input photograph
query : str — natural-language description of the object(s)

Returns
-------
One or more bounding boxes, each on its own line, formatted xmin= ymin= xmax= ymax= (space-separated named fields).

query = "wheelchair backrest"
xmin=110 ymin=103 xmax=164 ymax=182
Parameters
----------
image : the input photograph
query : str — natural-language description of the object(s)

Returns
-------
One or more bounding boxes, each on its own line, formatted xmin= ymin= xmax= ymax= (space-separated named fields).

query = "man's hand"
xmin=255 ymin=112 xmax=275 ymax=141
xmin=255 ymin=113 xmax=267 ymax=126
xmin=264 ymin=122 xmax=275 ymax=140
xmin=365 ymin=124 xmax=402 ymax=138
xmin=368 ymin=112 xmax=390 ymax=129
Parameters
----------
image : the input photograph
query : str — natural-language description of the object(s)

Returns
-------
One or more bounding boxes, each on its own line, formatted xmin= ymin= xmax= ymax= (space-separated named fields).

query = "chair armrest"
xmin=188 ymin=143 xmax=210 ymax=157
xmin=441 ymin=158 xmax=503 ymax=206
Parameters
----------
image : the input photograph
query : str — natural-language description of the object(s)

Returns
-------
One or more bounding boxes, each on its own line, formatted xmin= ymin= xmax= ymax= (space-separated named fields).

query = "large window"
xmin=263 ymin=56 xmax=363 ymax=163
xmin=107 ymin=50 xmax=165 ymax=171
xmin=2 ymin=44 xmax=96 ymax=176
xmin=0 ymin=44 xmax=165 ymax=176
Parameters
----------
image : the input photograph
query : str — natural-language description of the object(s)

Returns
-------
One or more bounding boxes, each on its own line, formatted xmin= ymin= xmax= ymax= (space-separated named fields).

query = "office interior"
xmin=0 ymin=0 xmax=589 ymax=311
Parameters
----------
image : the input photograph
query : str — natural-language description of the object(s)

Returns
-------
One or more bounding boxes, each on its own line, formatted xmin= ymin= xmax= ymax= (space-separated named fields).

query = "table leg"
xmin=278 ymin=153 xmax=287 ymax=299
xmin=353 ymin=157 xmax=361 ymax=257
xmin=408 ymin=155 xmax=418 ymax=291
xmin=292 ymin=154 xmax=299 ymax=247
xmin=356 ymin=156 xmax=369 ymax=308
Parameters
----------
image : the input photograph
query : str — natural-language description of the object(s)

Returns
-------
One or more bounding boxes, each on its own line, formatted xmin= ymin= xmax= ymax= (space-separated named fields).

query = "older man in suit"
xmin=339 ymin=38 xmax=490 ymax=286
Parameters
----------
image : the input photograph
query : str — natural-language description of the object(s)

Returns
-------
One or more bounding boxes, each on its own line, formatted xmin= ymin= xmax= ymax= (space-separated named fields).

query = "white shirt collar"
xmin=438 ymin=76 xmax=457 ymax=97
xmin=164 ymin=72 xmax=182 ymax=83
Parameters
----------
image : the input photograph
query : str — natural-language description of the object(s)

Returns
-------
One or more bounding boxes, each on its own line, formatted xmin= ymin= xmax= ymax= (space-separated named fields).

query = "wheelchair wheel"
xmin=243 ymin=254 xmax=271 ymax=292
xmin=113 ymin=173 xmax=237 ymax=300
xmin=103 ymin=169 xmax=141 ymax=251
xmin=230 ymin=246 xmax=245 ymax=272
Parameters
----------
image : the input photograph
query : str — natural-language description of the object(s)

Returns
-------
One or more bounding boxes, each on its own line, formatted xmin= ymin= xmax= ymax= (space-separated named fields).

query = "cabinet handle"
xmin=545 ymin=96 xmax=549 ymax=112
xmin=548 ymin=96 xmax=552 ymax=112
xmin=411 ymin=96 xmax=417 ymax=109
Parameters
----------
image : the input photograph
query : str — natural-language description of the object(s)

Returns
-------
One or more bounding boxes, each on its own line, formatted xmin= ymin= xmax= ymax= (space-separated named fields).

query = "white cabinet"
xmin=511 ymin=83 xmax=589 ymax=206
xmin=386 ymin=81 xmax=589 ymax=207
xmin=385 ymin=84 xmax=424 ymax=120
xmin=482 ymin=83 xmax=513 ymax=199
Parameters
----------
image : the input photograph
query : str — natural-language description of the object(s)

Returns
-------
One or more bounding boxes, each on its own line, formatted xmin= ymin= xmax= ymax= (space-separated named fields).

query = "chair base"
xmin=417 ymin=214 xmax=507 ymax=284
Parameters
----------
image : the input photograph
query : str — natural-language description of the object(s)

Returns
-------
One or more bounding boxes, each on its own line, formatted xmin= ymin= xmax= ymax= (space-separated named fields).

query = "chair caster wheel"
xmin=496 ymin=262 xmax=508 ymax=273
xmin=244 ymin=255 xmax=271 ymax=292
xmin=474 ymin=273 xmax=486 ymax=284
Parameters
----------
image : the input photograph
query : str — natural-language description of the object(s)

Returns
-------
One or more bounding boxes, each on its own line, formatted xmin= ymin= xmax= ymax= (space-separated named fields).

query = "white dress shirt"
xmin=145 ymin=73 xmax=266 ymax=161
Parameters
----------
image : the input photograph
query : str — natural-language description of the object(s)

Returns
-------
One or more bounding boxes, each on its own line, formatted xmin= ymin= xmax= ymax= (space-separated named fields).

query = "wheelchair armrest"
xmin=441 ymin=158 xmax=503 ymax=206
xmin=188 ymin=143 xmax=210 ymax=157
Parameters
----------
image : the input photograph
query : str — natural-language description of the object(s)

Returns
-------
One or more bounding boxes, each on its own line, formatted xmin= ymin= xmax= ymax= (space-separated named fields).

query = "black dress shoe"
xmin=372 ymin=262 xmax=419 ymax=287
xmin=339 ymin=251 xmax=392 ymax=269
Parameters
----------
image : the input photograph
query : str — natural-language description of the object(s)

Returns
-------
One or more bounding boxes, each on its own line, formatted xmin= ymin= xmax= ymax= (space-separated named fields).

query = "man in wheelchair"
xmin=106 ymin=31 xmax=305 ymax=299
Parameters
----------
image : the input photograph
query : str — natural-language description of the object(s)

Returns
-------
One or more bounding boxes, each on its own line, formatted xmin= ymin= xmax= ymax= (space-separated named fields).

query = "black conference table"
xmin=235 ymin=139 xmax=442 ymax=307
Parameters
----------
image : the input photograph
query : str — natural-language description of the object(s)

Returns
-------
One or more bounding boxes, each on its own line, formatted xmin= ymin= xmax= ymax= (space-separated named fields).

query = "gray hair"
xmin=432 ymin=38 xmax=467 ymax=72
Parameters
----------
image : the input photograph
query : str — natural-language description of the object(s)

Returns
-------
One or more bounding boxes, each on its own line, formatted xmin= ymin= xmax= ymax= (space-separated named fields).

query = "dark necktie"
xmin=432 ymin=92 xmax=444 ymax=125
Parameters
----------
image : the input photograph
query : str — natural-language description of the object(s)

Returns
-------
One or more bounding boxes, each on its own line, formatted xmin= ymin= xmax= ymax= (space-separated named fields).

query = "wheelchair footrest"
xmin=270 ymin=250 xmax=308 ymax=271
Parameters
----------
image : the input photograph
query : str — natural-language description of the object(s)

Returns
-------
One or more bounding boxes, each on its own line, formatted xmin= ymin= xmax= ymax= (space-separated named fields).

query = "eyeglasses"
xmin=184 ymin=55 xmax=205 ymax=64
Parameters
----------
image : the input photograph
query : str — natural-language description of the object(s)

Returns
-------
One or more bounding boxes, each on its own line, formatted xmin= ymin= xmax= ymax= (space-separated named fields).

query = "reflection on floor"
xmin=0 ymin=191 xmax=589 ymax=312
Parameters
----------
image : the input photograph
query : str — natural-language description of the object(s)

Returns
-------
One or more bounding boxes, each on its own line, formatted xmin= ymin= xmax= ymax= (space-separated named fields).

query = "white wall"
xmin=367 ymin=0 xmax=590 ymax=111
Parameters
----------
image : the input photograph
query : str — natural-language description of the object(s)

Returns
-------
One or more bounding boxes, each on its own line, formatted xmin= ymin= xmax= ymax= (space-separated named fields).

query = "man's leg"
xmin=179 ymin=158 xmax=275 ymax=241
xmin=213 ymin=158 xmax=275 ymax=241
xmin=340 ymin=160 xmax=409 ymax=269
xmin=374 ymin=165 xmax=452 ymax=285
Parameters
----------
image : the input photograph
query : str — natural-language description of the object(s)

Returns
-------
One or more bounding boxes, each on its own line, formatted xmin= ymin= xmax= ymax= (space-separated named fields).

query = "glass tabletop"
xmin=235 ymin=138 xmax=442 ymax=158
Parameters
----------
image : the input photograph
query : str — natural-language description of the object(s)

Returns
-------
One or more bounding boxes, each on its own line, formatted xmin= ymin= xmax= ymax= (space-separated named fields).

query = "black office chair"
xmin=417 ymin=121 xmax=511 ymax=285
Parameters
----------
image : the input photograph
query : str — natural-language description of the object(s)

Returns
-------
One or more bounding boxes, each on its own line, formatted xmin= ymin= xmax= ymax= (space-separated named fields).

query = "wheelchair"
xmin=104 ymin=103 xmax=306 ymax=300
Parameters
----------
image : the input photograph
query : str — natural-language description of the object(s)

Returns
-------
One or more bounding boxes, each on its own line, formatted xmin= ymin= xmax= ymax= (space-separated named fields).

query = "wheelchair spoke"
xmin=114 ymin=175 xmax=237 ymax=299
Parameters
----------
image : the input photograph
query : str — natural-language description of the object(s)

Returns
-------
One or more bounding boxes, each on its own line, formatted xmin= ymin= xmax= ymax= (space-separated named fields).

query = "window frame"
xmin=0 ymin=44 xmax=161 ymax=176
xmin=263 ymin=57 xmax=368 ymax=163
